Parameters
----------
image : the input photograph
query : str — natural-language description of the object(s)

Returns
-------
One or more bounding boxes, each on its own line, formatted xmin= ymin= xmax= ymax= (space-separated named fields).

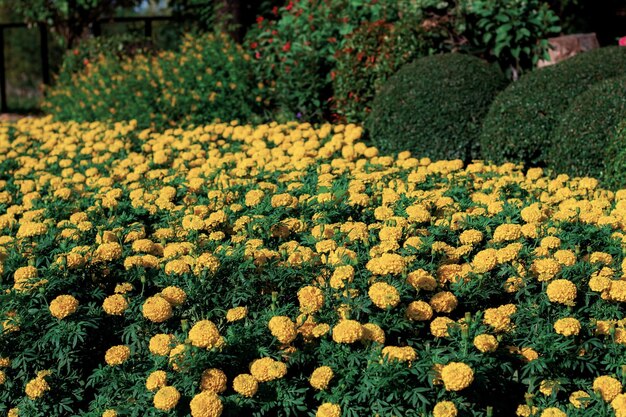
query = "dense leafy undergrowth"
xmin=2 ymin=118 xmax=626 ymax=417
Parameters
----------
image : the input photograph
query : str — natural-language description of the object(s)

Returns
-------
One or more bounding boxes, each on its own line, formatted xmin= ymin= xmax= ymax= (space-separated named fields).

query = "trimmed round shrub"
xmin=545 ymin=76 xmax=626 ymax=182
xmin=606 ymin=122 xmax=626 ymax=189
xmin=365 ymin=53 xmax=508 ymax=161
xmin=480 ymin=46 xmax=626 ymax=167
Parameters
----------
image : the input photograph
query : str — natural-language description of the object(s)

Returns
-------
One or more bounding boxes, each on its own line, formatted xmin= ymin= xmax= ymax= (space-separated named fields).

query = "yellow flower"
xmin=441 ymin=362 xmax=474 ymax=391
xmin=433 ymin=401 xmax=458 ymax=417
xmin=593 ymin=375 xmax=622 ymax=402
xmin=531 ymin=258 xmax=561 ymax=281
xmin=429 ymin=291 xmax=458 ymax=313
xmin=143 ymin=296 xmax=173 ymax=322
xmin=405 ymin=301 xmax=433 ymax=321
xmin=153 ymin=386 xmax=180 ymax=411
xmin=365 ymin=253 xmax=406 ymax=275
xmin=250 ymin=357 xmax=287 ymax=382
xmin=361 ymin=323 xmax=385 ymax=344
xmin=316 ymin=403 xmax=341 ymax=417
xmin=472 ymin=248 xmax=498 ymax=273
xmin=540 ymin=408 xmax=566 ymax=417
xmin=368 ymin=282 xmax=400 ymax=309
xmin=381 ymin=346 xmax=417 ymax=363
xmin=102 ymin=410 xmax=117 ymax=417
xmin=554 ymin=317 xmax=581 ymax=336
xmin=146 ymin=370 xmax=167 ymax=391
xmin=546 ymin=279 xmax=577 ymax=306
xmin=189 ymin=320 xmax=221 ymax=349
xmin=226 ymin=306 xmax=247 ymax=322
xmin=569 ymin=390 xmax=590 ymax=408
xmin=492 ymin=224 xmax=521 ymax=242
xmin=233 ymin=374 xmax=258 ymax=397
xmin=310 ymin=366 xmax=334 ymax=390
xmin=483 ymin=304 xmax=516 ymax=332
xmin=473 ymin=334 xmax=498 ymax=353
xmin=190 ymin=390 xmax=224 ymax=417
xmin=430 ymin=316 xmax=454 ymax=337
xmin=611 ymin=393 xmax=626 ymax=417
xmin=298 ymin=285 xmax=324 ymax=313
xmin=49 ymin=294 xmax=79 ymax=319
xmin=200 ymin=368 xmax=227 ymax=393
xmin=332 ymin=320 xmax=363 ymax=343
xmin=102 ymin=294 xmax=128 ymax=315
xmin=105 ymin=345 xmax=130 ymax=366
xmin=160 ymin=286 xmax=187 ymax=306
xmin=406 ymin=269 xmax=437 ymax=290
xmin=149 ymin=334 xmax=175 ymax=356
xmin=25 ymin=374 xmax=50 ymax=399
xmin=539 ymin=379 xmax=560 ymax=395
xmin=459 ymin=229 xmax=483 ymax=245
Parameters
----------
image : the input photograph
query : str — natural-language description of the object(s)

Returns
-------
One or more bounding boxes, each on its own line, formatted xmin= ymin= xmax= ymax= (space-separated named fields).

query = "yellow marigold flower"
xmin=365 ymin=253 xmax=406 ymax=275
xmin=190 ymin=390 xmax=224 ymax=417
xmin=153 ymin=386 xmax=180 ymax=411
xmin=25 ymin=374 xmax=50 ymax=399
xmin=589 ymin=274 xmax=612 ymax=292
xmin=332 ymin=320 xmax=363 ymax=343
xmin=146 ymin=370 xmax=167 ymax=391
xmin=182 ymin=214 xmax=205 ymax=231
xmin=569 ymin=390 xmax=591 ymax=408
xmin=433 ymin=401 xmax=458 ymax=417
xmin=226 ymin=306 xmax=247 ymax=322
xmin=546 ymin=279 xmax=577 ymax=306
xmin=362 ymin=323 xmax=385 ymax=344
xmin=149 ymin=334 xmax=175 ymax=356
xmin=554 ymin=317 xmax=581 ymax=336
xmin=105 ymin=345 xmax=130 ymax=366
xmin=381 ymin=346 xmax=417 ymax=363
xmin=553 ymin=249 xmax=576 ymax=266
xmin=593 ymin=375 xmax=622 ymax=402
xmin=160 ymin=286 xmax=187 ymax=306
xmin=590 ymin=251 xmax=613 ymax=265
xmin=102 ymin=294 xmax=128 ymax=315
xmin=16 ymin=221 xmax=47 ymax=239
xmin=316 ymin=403 xmax=341 ymax=417
xmin=483 ymin=304 xmax=516 ymax=332
xmin=405 ymin=301 xmax=433 ymax=321
xmin=0 ymin=357 xmax=10 ymax=367
xmin=200 ymin=368 xmax=227 ymax=393
xmin=406 ymin=204 xmax=431 ymax=223
xmin=0 ymin=370 xmax=6 ymax=385
xmin=609 ymin=280 xmax=626 ymax=302
xmin=531 ymin=258 xmax=561 ymax=281
xmin=459 ymin=229 xmax=483 ymax=245
xmin=611 ymin=394 xmax=626 ymax=417
xmin=540 ymin=408 xmax=566 ymax=417
xmin=298 ymin=285 xmax=324 ymax=314
xmin=165 ymin=259 xmax=191 ymax=276
xmin=472 ymin=248 xmax=498 ymax=273
xmin=189 ymin=320 xmax=221 ymax=349
xmin=330 ymin=265 xmax=354 ymax=289
xmin=102 ymin=410 xmax=117 ymax=417
xmin=142 ymin=296 xmax=173 ymax=323
xmin=407 ymin=269 xmax=437 ymax=290
xmin=195 ymin=252 xmax=220 ymax=275
xmin=250 ymin=357 xmax=287 ymax=382
xmin=493 ymin=224 xmax=521 ymax=242
xmin=245 ymin=189 xmax=265 ymax=207
xmin=49 ymin=294 xmax=79 ymax=320
xmin=268 ymin=316 xmax=297 ymax=344
xmin=93 ymin=242 xmax=123 ymax=262
xmin=539 ymin=379 xmax=560 ymax=395
xmin=430 ymin=316 xmax=454 ymax=337
xmin=310 ymin=366 xmax=334 ymax=390
xmin=312 ymin=323 xmax=331 ymax=338
xmin=473 ymin=334 xmax=498 ymax=353
xmin=519 ymin=347 xmax=539 ymax=362
xmin=368 ymin=282 xmax=400 ymax=309
xmin=429 ymin=291 xmax=458 ymax=313
xmin=441 ymin=362 xmax=474 ymax=391
xmin=13 ymin=265 xmax=38 ymax=291
xmin=516 ymin=405 xmax=538 ymax=417
xmin=540 ymin=236 xmax=561 ymax=249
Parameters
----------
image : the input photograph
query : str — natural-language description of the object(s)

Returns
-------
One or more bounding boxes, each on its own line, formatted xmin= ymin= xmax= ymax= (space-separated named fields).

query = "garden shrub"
xmin=331 ymin=19 xmax=439 ymax=123
xmin=480 ymin=46 xmax=626 ymax=167
xmin=6 ymin=118 xmax=626 ymax=416
xmin=43 ymin=33 xmax=264 ymax=129
xmin=545 ymin=76 xmax=626 ymax=183
xmin=365 ymin=53 xmax=508 ymax=162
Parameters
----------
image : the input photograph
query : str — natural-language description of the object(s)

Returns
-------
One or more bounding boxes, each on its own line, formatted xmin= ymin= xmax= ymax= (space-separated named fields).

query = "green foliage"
xmin=331 ymin=19 xmax=443 ymax=123
xmin=606 ymin=122 xmax=626 ymax=190
xmin=545 ymin=77 xmax=626 ymax=185
xmin=43 ymin=32 xmax=264 ymax=129
xmin=465 ymin=0 xmax=561 ymax=77
xmin=365 ymin=53 xmax=508 ymax=162
xmin=0 ymin=0 xmax=142 ymax=47
xmin=480 ymin=47 xmax=626 ymax=168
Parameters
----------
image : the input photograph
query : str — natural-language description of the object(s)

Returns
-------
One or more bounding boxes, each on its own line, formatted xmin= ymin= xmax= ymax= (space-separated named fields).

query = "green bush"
xmin=607 ymin=122 xmax=626 ymax=189
xmin=43 ymin=33 xmax=264 ymax=129
xmin=545 ymin=76 xmax=626 ymax=183
xmin=480 ymin=46 xmax=626 ymax=167
xmin=331 ymin=19 xmax=441 ymax=123
xmin=365 ymin=53 xmax=508 ymax=162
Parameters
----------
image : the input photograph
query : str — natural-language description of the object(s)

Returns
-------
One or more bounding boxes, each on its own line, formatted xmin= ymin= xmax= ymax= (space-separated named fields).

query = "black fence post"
xmin=39 ymin=22 xmax=50 ymax=86
xmin=145 ymin=18 xmax=152 ymax=38
xmin=0 ymin=27 xmax=6 ymax=113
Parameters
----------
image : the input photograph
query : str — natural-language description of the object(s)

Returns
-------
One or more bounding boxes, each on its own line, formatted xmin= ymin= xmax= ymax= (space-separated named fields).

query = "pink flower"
xmin=619 ymin=36 xmax=626 ymax=47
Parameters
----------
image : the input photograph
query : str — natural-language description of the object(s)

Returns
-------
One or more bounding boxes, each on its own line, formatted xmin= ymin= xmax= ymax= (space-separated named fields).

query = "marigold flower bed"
xmin=1 ymin=117 xmax=626 ymax=417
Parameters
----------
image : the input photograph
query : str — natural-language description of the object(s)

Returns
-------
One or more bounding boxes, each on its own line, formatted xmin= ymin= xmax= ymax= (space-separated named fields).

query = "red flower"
xmin=282 ymin=42 xmax=292 ymax=52
xmin=286 ymin=1 xmax=294 ymax=11
xmin=272 ymin=6 xmax=279 ymax=15
xmin=83 ymin=58 xmax=89 ymax=66
xmin=73 ymin=49 xmax=79 ymax=56
xmin=250 ymin=42 xmax=258 ymax=50
xmin=255 ymin=51 xmax=261 ymax=59
xmin=256 ymin=16 xmax=264 ymax=24
xmin=330 ymin=71 xmax=336 ymax=80
xmin=620 ymin=36 xmax=626 ymax=47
